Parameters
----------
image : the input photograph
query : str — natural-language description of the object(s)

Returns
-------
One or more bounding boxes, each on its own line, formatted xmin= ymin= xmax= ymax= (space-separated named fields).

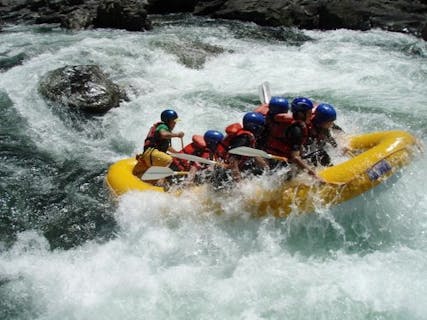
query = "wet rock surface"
xmin=39 ymin=65 xmax=128 ymax=114
xmin=1 ymin=0 xmax=426 ymax=39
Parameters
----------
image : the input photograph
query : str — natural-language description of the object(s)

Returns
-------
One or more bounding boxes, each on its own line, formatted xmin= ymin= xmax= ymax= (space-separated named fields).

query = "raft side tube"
xmin=106 ymin=158 xmax=164 ymax=196
xmin=318 ymin=130 xmax=416 ymax=184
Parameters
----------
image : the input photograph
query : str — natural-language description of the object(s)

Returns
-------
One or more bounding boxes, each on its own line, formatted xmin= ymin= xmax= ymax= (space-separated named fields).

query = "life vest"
xmin=253 ymin=103 xmax=269 ymax=116
xmin=144 ymin=122 xmax=171 ymax=152
xmin=265 ymin=120 xmax=308 ymax=158
xmin=215 ymin=123 xmax=256 ymax=161
xmin=171 ymin=135 xmax=212 ymax=171
xmin=264 ymin=113 xmax=293 ymax=156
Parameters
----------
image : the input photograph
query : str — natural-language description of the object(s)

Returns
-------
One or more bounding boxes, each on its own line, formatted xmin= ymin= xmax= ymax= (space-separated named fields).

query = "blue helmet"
xmin=161 ymin=109 xmax=178 ymax=122
xmin=268 ymin=96 xmax=289 ymax=115
xmin=313 ymin=104 xmax=337 ymax=124
xmin=204 ymin=130 xmax=224 ymax=149
xmin=243 ymin=112 xmax=265 ymax=134
xmin=291 ymin=97 xmax=314 ymax=114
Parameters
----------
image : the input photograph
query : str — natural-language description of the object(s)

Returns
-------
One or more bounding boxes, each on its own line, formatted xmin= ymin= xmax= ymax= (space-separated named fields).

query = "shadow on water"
xmin=0 ymin=91 xmax=118 ymax=250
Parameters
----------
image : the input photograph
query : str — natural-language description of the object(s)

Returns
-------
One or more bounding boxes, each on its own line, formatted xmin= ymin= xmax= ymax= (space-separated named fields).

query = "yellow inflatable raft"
xmin=106 ymin=130 xmax=418 ymax=216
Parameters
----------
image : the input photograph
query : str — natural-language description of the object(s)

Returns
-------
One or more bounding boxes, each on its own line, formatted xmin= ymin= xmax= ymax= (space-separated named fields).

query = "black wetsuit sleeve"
xmin=286 ymin=125 xmax=304 ymax=152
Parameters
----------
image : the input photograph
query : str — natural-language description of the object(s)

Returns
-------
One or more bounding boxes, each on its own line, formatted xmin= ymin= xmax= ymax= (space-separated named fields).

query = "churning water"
xmin=1 ymin=15 xmax=426 ymax=319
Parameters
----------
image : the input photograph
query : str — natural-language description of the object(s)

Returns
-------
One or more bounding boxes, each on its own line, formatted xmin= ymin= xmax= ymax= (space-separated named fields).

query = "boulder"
xmin=94 ymin=0 xmax=152 ymax=31
xmin=422 ymin=23 xmax=427 ymax=40
xmin=39 ymin=65 xmax=128 ymax=114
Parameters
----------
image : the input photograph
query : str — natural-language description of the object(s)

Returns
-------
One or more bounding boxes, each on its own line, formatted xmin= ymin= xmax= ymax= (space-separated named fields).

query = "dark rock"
xmin=193 ymin=0 xmax=227 ymax=15
xmin=146 ymin=0 xmax=198 ymax=13
xmin=0 ymin=0 xmax=425 ymax=39
xmin=60 ymin=7 xmax=96 ymax=29
xmin=39 ymin=65 xmax=128 ymax=114
xmin=94 ymin=0 xmax=152 ymax=31
xmin=193 ymin=0 xmax=427 ymax=39
xmin=422 ymin=23 xmax=427 ymax=40
xmin=0 ymin=52 xmax=27 ymax=71
xmin=0 ymin=0 xmax=152 ymax=32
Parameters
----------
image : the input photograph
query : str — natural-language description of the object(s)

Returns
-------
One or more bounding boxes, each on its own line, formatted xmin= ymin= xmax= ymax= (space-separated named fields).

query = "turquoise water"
xmin=0 ymin=15 xmax=426 ymax=320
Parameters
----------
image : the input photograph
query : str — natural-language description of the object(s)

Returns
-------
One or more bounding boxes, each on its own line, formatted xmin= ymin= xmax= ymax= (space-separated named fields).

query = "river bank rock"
xmin=192 ymin=0 xmax=427 ymax=39
xmin=39 ymin=65 xmax=128 ymax=114
xmin=0 ymin=0 xmax=151 ymax=31
xmin=0 ymin=0 xmax=426 ymax=39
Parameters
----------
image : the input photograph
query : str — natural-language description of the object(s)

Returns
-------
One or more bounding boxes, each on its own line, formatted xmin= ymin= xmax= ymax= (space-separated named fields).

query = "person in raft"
xmin=168 ymin=130 xmax=224 ymax=186
xmin=260 ymin=96 xmax=293 ymax=168
xmin=214 ymin=112 xmax=269 ymax=183
xmin=305 ymin=103 xmax=342 ymax=166
xmin=277 ymin=97 xmax=322 ymax=180
xmin=132 ymin=109 xmax=184 ymax=178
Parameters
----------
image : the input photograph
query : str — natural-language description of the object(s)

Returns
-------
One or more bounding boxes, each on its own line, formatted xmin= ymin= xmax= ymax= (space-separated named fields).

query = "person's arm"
xmin=159 ymin=130 xmax=184 ymax=140
xmin=227 ymin=134 xmax=253 ymax=181
xmin=287 ymin=125 xmax=322 ymax=180
xmin=289 ymin=151 xmax=317 ymax=177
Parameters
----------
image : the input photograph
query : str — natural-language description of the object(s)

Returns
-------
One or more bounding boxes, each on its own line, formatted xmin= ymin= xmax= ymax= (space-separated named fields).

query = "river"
xmin=1 ymin=14 xmax=426 ymax=319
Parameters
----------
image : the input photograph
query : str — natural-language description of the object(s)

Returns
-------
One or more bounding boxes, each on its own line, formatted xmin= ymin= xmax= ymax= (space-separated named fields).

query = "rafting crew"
xmin=133 ymin=95 xmax=343 ymax=188
xmin=132 ymin=109 xmax=184 ymax=178
xmin=258 ymin=97 xmax=320 ymax=179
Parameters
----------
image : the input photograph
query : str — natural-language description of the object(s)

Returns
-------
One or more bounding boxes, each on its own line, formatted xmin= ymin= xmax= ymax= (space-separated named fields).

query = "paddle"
xmin=228 ymin=146 xmax=288 ymax=162
xmin=168 ymin=152 xmax=218 ymax=166
xmin=258 ymin=81 xmax=271 ymax=104
xmin=141 ymin=166 xmax=188 ymax=180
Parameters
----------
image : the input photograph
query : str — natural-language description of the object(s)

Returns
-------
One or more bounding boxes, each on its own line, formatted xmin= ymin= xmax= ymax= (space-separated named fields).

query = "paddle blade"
xmin=258 ymin=81 xmax=271 ymax=104
xmin=229 ymin=146 xmax=288 ymax=162
xmin=141 ymin=166 xmax=188 ymax=180
xmin=169 ymin=152 xmax=217 ymax=165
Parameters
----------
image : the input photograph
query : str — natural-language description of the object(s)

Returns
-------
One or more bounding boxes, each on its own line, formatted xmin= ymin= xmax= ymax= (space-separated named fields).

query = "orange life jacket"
xmin=253 ymin=103 xmax=269 ymax=116
xmin=264 ymin=113 xmax=293 ymax=156
xmin=171 ymin=135 xmax=212 ymax=171
xmin=265 ymin=120 xmax=308 ymax=158
xmin=215 ymin=123 xmax=256 ymax=161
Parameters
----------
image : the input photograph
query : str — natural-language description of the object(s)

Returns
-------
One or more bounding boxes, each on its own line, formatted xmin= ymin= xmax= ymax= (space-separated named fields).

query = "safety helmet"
xmin=291 ymin=97 xmax=314 ymax=114
xmin=204 ymin=130 xmax=224 ymax=149
xmin=243 ymin=112 xmax=265 ymax=134
xmin=313 ymin=104 xmax=337 ymax=124
xmin=268 ymin=96 xmax=289 ymax=115
xmin=161 ymin=109 xmax=178 ymax=122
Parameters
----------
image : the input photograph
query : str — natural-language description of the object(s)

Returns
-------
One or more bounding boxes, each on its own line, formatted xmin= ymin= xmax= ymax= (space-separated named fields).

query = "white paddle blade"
xmin=141 ymin=166 xmax=187 ymax=180
xmin=169 ymin=152 xmax=217 ymax=165
xmin=228 ymin=146 xmax=271 ymax=159
xmin=258 ymin=81 xmax=271 ymax=104
xmin=229 ymin=146 xmax=288 ymax=162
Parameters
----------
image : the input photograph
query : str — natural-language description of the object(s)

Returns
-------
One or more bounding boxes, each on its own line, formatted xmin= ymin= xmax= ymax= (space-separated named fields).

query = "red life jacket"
xmin=144 ymin=122 xmax=171 ymax=152
xmin=264 ymin=113 xmax=294 ymax=156
xmin=215 ymin=123 xmax=255 ymax=161
xmin=265 ymin=120 xmax=308 ymax=158
xmin=171 ymin=135 xmax=212 ymax=171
